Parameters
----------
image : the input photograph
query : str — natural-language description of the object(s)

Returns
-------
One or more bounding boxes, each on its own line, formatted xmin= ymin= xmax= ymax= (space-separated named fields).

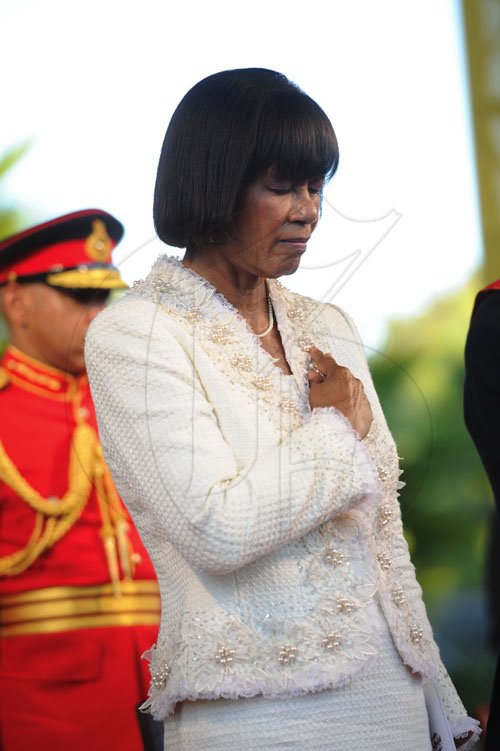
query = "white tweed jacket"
xmin=86 ymin=256 xmax=477 ymax=742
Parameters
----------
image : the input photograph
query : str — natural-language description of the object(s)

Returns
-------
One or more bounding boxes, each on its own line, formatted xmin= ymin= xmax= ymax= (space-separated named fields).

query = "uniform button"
xmin=77 ymin=407 xmax=89 ymax=420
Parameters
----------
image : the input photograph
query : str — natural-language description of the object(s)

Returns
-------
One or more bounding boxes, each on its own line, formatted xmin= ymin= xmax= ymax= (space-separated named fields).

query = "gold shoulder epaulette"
xmin=0 ymin=367 xmax=10 ymax=390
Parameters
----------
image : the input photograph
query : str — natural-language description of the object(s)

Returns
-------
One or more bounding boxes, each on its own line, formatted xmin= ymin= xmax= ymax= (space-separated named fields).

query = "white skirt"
xmin=163 ymin=608 xmax=431 ymax=751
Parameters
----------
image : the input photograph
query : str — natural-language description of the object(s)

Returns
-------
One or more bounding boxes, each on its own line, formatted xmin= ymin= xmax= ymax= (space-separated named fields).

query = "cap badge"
xmin=84 ymin=220 xmax=112 ymax=262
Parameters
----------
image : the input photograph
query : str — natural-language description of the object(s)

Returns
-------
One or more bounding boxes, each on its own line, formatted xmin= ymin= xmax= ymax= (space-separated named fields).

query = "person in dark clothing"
xmin=464 ymin=279 xmax=500 ymax=750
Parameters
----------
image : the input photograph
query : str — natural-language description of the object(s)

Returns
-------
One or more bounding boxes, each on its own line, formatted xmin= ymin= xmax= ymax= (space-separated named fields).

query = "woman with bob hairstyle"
xmin=86 ymin=68 xmax=479 ymax=750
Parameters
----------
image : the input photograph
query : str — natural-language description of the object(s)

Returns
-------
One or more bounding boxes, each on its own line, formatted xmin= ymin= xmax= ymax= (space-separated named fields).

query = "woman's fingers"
xmin=308 ymin=347 xmax=337 ymax=379
xmin=307 ymin=369 xmax=324 ymax=385
xmin=307 ymin=347 xmax=373 ymax=438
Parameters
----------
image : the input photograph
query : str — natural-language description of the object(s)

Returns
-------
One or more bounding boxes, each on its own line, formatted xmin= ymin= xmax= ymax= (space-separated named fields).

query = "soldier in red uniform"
xmin=0 ymin=210 xmax=160 ymax=751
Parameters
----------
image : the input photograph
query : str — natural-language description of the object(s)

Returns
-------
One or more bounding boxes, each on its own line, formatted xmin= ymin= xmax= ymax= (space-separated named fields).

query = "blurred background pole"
xmin=462 ymin=0 xmax=500 ymax=284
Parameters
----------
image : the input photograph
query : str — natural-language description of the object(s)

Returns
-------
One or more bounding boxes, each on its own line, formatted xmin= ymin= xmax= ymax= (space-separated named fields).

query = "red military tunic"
xmin=0 ymin=345 xmax=160 ymax=751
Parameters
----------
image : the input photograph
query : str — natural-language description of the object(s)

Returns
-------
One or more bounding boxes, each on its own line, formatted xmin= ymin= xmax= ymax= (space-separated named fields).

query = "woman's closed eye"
xmin=268 ymin=184 xmax=293 ymax=195
xmin=268 ymin=181 xmax=324 ymax=197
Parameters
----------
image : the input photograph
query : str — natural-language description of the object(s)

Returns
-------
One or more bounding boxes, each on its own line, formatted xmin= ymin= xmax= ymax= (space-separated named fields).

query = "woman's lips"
xmin=278 ymin=237 xmax=309 ymax=252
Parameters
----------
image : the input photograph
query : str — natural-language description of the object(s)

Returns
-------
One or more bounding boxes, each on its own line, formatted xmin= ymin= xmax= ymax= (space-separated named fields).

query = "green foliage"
xmin=369 ymin=278 xmax=495 ymax=710
xmin=0 ymin=142 xmax=30 ymax=242
xmin=0 ymin=143 xmax=31 ymax=354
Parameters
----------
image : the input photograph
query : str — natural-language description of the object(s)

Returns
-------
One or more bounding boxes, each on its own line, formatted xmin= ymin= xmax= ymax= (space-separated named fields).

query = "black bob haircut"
xmin=153 ymin=68 xmax=339 ymax=250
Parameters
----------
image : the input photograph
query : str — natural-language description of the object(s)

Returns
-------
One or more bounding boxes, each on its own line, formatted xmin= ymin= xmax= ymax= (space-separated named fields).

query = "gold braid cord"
xmin=0 ymin=425 xmax=134 ymax=586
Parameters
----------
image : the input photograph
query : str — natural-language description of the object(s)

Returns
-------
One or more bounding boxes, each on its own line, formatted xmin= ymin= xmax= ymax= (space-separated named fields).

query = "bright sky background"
xmin=0 ymin=0 xmax=481 ymax=351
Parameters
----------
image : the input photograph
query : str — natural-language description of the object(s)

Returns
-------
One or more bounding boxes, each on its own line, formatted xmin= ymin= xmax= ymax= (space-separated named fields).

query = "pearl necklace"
xmin=255 ymin=294 xmax=274 ymax=338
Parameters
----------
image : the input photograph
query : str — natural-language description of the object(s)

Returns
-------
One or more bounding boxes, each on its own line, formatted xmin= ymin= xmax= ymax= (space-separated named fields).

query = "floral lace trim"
xmin=449 ymin=715 xmax=482 ymax=749
xmin=143 ymin=666 xmax=376 ymax=722
xmin=143 ymin=605 xmax=380 ymax=720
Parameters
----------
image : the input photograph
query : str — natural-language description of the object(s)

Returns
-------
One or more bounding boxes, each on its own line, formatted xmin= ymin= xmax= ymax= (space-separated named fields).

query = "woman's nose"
xmin=290 ymin=188 xmax=319 ymax=224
